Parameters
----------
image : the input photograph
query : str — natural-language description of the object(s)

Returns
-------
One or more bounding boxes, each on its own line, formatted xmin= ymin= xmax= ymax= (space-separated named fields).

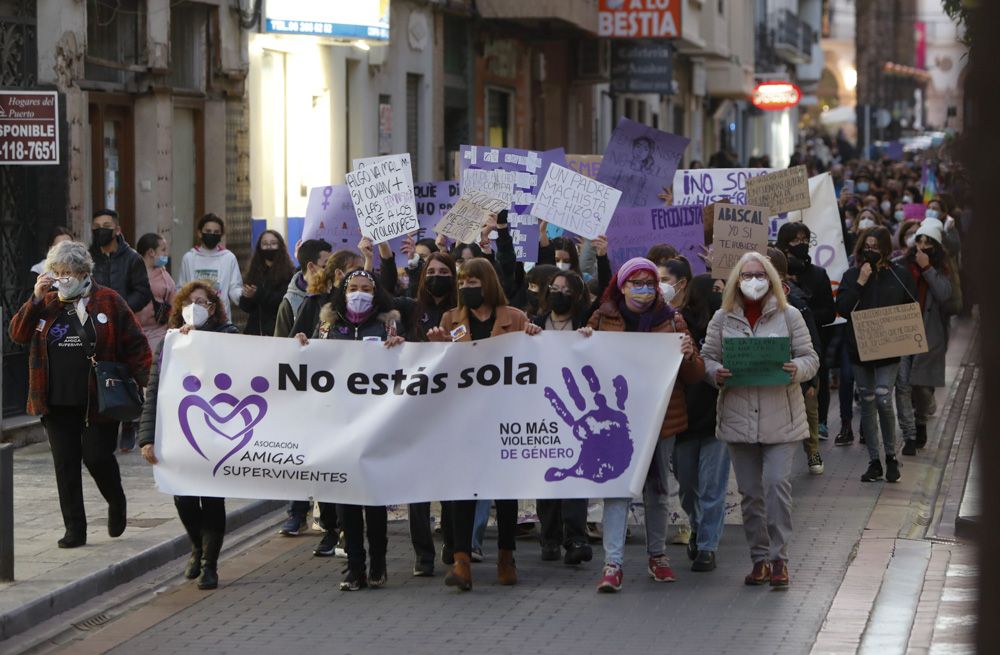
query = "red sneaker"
xmin=770 ymin=559 xmax=790 ymax=587
xmin=744 ymin=560 xmax=771 ymax=586
xmin=596 ymin=563 xmax=623 ymax=593
xmin=647 ymin=554 xmax=676 ymax=582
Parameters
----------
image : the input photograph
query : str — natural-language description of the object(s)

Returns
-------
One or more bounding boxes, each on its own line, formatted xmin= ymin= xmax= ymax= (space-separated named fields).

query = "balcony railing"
xmin=772 ymin=9 xmax=814 ymax=65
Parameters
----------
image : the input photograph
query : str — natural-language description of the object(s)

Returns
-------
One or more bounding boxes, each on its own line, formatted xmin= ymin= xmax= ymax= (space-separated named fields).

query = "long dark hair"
xmin=416 ymin=252 xmax=457 ymax=311
xmin=549 ymin=237 xmax=580 ymax=273
xmin=682 ymin=275 xmax=715 ymax=341
xmin=245 ymin=230 xmax=295 ymax=287
xmin=330 ymin=268 xmax=394 ymax=320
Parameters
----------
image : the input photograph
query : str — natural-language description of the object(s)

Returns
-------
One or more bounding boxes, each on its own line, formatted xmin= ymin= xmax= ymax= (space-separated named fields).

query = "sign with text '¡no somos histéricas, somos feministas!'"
xmin=532 ymin=164 xmax=623 ymax=240
xmin=710 ymin=203 xmax=770 ymax=280
xmin=151 ymin=330 xmax=684 ymax=504
xmin=345 ymin=153 xmax=418 ymax=244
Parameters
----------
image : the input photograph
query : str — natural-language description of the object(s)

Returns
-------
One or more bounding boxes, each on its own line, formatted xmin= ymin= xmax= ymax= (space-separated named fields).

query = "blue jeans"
xmin=672 ymin=435 xmax=730 ymax=552
xmin=471 ymin=499 xmax=490 ymax=551
xmin=602 ymin=439 xmax=673 ymax=565
xmin=854 ymin=362 xmax=901 ymax=460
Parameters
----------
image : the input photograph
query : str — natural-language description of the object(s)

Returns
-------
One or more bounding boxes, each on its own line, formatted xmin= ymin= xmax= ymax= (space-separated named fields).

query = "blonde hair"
xmin=720 ymin=251 xmax=787 ymax=312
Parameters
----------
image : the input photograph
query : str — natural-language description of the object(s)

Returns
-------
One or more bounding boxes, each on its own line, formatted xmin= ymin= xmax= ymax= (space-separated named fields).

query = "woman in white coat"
xmin=700 ymin=252 xmax=819 ymax=588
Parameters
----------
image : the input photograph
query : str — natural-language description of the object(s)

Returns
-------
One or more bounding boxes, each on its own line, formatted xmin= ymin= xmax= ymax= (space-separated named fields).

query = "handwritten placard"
xmin=565 ymin=154 xmax=603 ymax=180
xmin=345 ymin=153 xmax=418 ymax=244
xmin=434 ymin=191 xmax=509 ymax=244
xmin=673 ymin=168 xmax=775 ymax=207
xmin=851 ymin=302 xmax=929 ymax=362
xmin=531 ymin=164 xmax=622 ymax=239
xmin=746 ymin=165 xmax=811 ymax=216
xmin=605 ymin=205 xmax=706 ymax=274
xmin=461 ymin=168 xmax=515 ymax=207
xmin=597 ymin=117 xmax=689 ymax=208
xmin=723 ymin=337 xmax=791 ymax=387
xmin=710 ymin=204 xmax=770 ymax=280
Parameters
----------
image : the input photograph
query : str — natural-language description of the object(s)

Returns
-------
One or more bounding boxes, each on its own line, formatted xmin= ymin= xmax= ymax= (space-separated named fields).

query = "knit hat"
xmin=915 ymin=217 xmax=944 ymax=245
xmin=616 ymin=257 xmax=658 ymax=290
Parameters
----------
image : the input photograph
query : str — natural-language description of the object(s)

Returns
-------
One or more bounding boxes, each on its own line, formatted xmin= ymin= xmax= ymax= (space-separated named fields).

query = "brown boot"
xmin=497 ymin=549 xmax=518 ymax=585
xmin=444 ymin=552 xmax=472 ymax=591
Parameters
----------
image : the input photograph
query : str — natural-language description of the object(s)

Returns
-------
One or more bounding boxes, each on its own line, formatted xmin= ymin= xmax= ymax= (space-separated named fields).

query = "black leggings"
xmin=445 ymin=499 xmax=517 ymax=553
xmin=174 ymin=496 xmax=226 ymax=535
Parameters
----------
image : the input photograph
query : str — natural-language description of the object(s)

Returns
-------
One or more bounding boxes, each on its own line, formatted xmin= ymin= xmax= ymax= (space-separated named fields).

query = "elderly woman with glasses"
xmin=9 ymin=240 xmax=151 ymax=549
xmin=700 ymin=252 xmax=819 ymax=588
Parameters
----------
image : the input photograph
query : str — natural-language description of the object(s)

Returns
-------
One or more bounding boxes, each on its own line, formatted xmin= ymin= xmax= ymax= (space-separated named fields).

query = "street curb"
xmin=0 ymin=499 xmax=284 ymax=643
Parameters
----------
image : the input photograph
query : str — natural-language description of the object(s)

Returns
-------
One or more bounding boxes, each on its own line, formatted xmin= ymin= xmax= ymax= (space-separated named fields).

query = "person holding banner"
xmin=893 ymin=218 xmax=955 ymax=456
xmin=700 ymin=252 xmax=818 ymax=587
xmin=10 ymin=241 xmax=152 ymax=549
xmin=138 ymin=280 xmax=238 ymax=590
xmin=581 ymin=257 xmax=704 ymax=593
xmin=836 ymin=227 xmax=917 ymax=484
xmin=426 ymin=257 xmax=542 ymax=591
xmin=294 ymin=269 xmax=405 ymax=590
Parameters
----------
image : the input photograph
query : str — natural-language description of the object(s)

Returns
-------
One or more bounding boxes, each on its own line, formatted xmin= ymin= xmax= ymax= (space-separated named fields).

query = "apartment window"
xmin=169 ymin=1 xmax=211 ymax=91
xmin=85 ymin=0 xmax=146 ymax=84
xmin=406 ymin=75 xmax=421 ymax=179
xmin=486 ymin=87 xmax=513 ymax=147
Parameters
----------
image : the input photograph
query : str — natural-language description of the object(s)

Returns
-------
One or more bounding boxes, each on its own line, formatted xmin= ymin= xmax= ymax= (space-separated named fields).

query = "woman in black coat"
xmin=238 ymin=230 xmax=295 ymax=336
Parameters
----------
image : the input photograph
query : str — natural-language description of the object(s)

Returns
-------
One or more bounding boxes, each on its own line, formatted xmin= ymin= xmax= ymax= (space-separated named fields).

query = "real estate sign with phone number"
xmin=0 ymin=91 xmax=59 ymax=165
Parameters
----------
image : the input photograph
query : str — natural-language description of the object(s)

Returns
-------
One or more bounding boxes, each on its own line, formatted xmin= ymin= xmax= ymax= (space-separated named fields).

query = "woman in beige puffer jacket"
xmin=700 ymin=252 xmax=819 ymax=588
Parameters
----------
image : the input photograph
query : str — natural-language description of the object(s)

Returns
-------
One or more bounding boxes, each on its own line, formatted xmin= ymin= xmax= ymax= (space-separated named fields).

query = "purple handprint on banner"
xmin=543 ymin=366 xmax=633 ymax=483
xmin=178 ymin=373 xmax=269 ymax=476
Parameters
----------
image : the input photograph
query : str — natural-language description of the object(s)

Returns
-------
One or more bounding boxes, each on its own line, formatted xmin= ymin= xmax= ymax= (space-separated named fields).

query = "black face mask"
xmin=92 ymin=227 xmax=115 ymax=248
xmin=862 ymin=250 xmax=881 ymax=267
xmin=461 ymin=287 xmax=484 ymax=310
xmin=549 ymin=292 xmax=573 ymax=315
xmin=261 ymin=249 xmax=278 ymax=261
xmin=425 ymin=275 xmax=453 ymax=298
xmin=525 ymin=290 xmax=538 ymax=306
xmin=202 ymin=233 xmax=222 ymax=249
xmin=787 ymin=243 xmax=810 ymax=263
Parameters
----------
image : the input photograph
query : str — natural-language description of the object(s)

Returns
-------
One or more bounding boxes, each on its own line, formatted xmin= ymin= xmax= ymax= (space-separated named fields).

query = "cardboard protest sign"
xmin=606 ymin=205 xmax=706 ymax=275
xmin=786 ymin=173 xmax=849 ymax=299
xmin=710 ymin=204 xmax=770 ymax=280
xmin=460 ymin=145 xmax=567 ymax=261
xmin=531 ymin=164 xmax=622 ymax=239
xmin=434 ymin=191 xmax=509 ymax=244
xmin=460 ymin=168 xmax=515 ymax=207
xmin=722 ymin=337 xmax=791 ymax=387
xmin=345 ymin=153 xmax=418 ymax=244
xmin=673 ymin=168 xmax=775 ymax=206
xmin=746 ymin=165 xmax=811 ymax=216
xmin=597 ymin=118 xmax=688 ymax=208
xmin=565 ymin=154 xmax=603 ymax=180
xmin=851 ymin=303 xmax=929 ymax=362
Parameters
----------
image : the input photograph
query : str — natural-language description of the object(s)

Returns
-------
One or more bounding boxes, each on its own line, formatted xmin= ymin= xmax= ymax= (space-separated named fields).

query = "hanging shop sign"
xmin=751 ymin=82 xmax=802 ymax=111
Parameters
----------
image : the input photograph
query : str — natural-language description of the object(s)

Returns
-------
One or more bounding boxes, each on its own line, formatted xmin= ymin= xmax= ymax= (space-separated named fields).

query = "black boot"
xmin=861 ymin=459 xmax=884 ymax=482
xmin=198 ymin=530 xmax=224 ymax=590
xmin=181 ymin=523 xmax=202 ymax=579
xmin=915 ymin=424 xmax=928 ymax=449
xmin=902 ymin=440 xmax=917 ymax=456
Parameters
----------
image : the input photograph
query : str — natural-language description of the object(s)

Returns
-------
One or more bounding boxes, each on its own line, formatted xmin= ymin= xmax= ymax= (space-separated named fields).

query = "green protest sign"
xmin=722 ymin=337 xmax=791 ymax=387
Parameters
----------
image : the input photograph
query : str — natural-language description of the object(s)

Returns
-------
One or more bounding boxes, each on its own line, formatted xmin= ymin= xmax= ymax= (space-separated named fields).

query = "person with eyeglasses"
xmin=837 ymin=226 xmax=918 ymax=484
xmin=10 ymin=240 xmax=152 ymax=549
xmin=580 ymin=257 xmax=704 ymax=593
xmin=138 ymin=280 xmax=238 ymax=590
xmin=700 ymin=252 xmax=819 ymax=588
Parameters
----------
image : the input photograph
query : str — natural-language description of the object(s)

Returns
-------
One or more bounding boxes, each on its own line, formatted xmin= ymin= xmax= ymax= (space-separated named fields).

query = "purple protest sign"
xmin=460 ymin=145 xmax=567 ymax=262
xmin=597 ymin=118 xmax=689 ymax=208
xmin=903 ymin=203 xmax=926 ymax=220
xmin=605 ymin=205 xmax=707 ymax=275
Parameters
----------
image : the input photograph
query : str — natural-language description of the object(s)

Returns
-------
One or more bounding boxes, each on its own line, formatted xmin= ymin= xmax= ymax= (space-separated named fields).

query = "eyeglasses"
xmin=547 ymin=285 xmax=572 ymax=296
xmin=182 ymin=299 xmax=214 ymax=308
xmin=50 ymin=275 xmax=74 ymax=285
xmin=739 ymin=272 xmax=768 ymax=282
xmin=626 ymin=280 xmax=656 ymax=291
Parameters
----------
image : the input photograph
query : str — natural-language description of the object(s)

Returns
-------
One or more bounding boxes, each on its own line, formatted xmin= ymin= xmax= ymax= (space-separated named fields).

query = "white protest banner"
xmin=461 ymin=168 xmax=515 ymax=208
xmin=433 ymin=191 xmax=510 ymax=244
xmin=673 ymin=168 xmax=775 ymax=206
xmin=345 ymin=153 xmax=418 ymax=243
xmin=788 ymin=172 xmax=849 ymax=296
xmin=531 ymin=164 xmax=623 ymax=239
xmin=852 ymin=303 xmax=929 ymax=362
xmin=711 ymin=203 xmax=770 ymax=280
xmin=152 ymin=331 xmax=683 ymax=505
xmin=746 ymin=165 xmax=811 ymax=216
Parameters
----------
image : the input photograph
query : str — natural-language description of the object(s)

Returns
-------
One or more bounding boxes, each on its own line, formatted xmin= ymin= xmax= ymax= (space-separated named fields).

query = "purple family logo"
xmin=543 ymin=366 xmax=633 ymax=483
xmin=178 ymin=373 xmax=270 ymax=475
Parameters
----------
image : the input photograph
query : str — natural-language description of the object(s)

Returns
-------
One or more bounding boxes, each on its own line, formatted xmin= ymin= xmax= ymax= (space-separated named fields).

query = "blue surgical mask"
xmin=155 ymin=255 xmax=169 ymax=268
xmin=856 ymin=182 xmax=870 ymax=192
xmin=894 ymin=210 xmax=905 ymax=221
xmin=925 ymin=209 xmax=940 ymax=220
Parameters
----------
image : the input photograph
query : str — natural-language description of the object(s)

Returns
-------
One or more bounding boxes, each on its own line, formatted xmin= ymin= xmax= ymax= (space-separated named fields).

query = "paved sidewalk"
xmin=0 ymin=444 xmax=276 ymax=640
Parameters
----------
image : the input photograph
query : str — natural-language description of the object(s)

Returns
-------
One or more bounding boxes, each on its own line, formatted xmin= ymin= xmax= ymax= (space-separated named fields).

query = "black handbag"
xmin=71 ymin=313 xmax=145 ymax=423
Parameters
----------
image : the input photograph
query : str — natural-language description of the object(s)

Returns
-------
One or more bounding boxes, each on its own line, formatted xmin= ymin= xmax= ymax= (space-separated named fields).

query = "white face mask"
xmin=659 ymin=282 xmax=676 ymax=303
xmin=408 ymin=254 xmax=420 ymax=268
xmin=881 ymin=200 xmax=892 ymax=213
xmin=346 ymin=291 xmax=374 ymax=315
xmin=55 ymin=275 xmax=91 ymax=302
xmin=740 ymin=277 xmax=770 ymax=301
xmin=555 ymin=262 xmax=571 ymax=272
xmin=905 ymin=234 xmax=916 ymax=249
xmin=182 ymin=303 xmax=210 ymax=328
xmin=902 ymin=195 xmax=913 ymax=203
xmin=858 ymin=218 xmax=877 ymax=230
